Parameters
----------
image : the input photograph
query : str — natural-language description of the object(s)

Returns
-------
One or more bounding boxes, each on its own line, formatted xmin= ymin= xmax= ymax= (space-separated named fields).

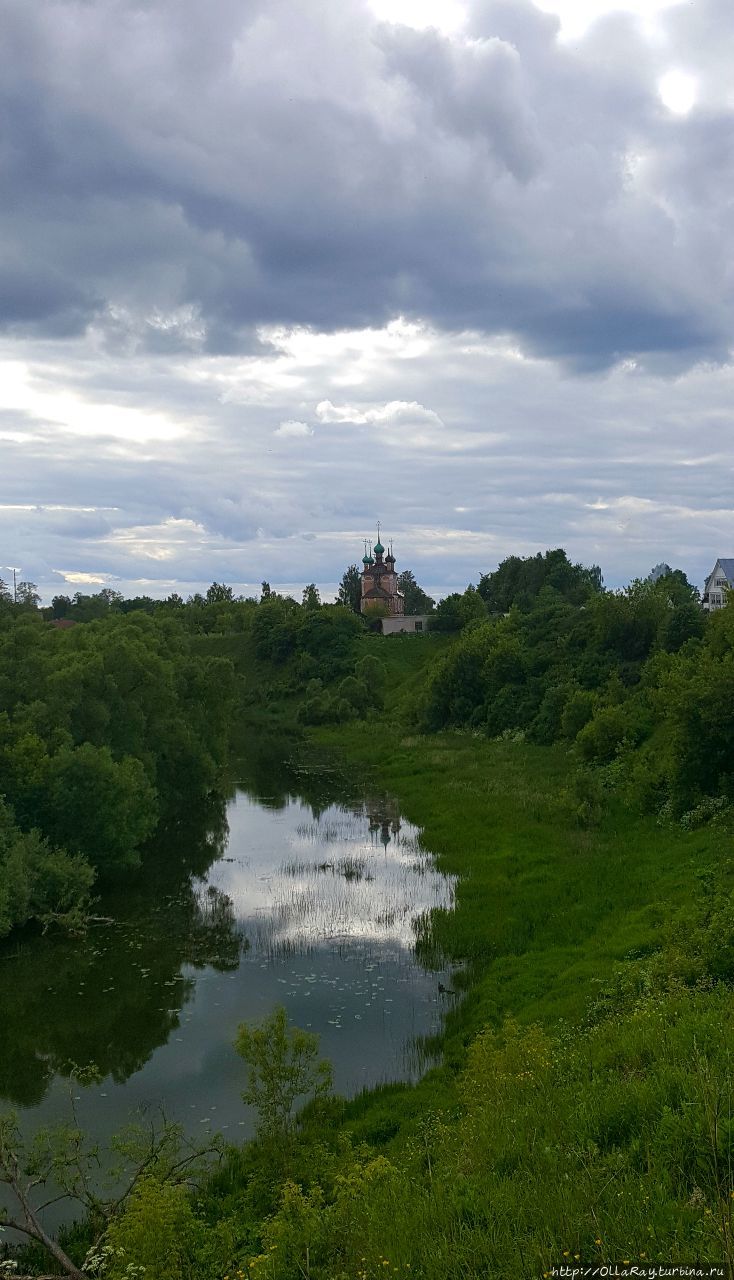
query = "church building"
xmin=360 ymin=529 xmax=405 ymax=616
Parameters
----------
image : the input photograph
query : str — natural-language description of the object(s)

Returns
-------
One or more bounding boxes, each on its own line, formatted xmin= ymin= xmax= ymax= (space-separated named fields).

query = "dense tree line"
xmin=414 ymin=550 xmax=723 ymax=822
xmin=0 ymin=607 xmax=236 ymax=937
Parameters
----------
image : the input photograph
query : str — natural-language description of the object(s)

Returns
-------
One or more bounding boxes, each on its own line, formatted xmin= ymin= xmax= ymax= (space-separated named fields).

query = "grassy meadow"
xmin=317 ymin=723 xmax=712 ymax=1031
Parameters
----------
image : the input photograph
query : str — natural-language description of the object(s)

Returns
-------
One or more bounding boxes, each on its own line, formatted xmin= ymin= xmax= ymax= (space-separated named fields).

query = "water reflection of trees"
xmin=0 ymin=743 xmax=419 ymax=1109
xmin=234 ymin=738 xmax=405 ymax=846
xmin=0 ymin=793 xmax=245 ymax=1108
xmin=234 ymin=736 xmax=359 ymax=818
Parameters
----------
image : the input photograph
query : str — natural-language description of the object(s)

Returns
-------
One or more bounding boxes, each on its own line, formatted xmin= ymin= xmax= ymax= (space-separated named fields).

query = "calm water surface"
xmin=0 ymin=748 xmax=457 ymax=1181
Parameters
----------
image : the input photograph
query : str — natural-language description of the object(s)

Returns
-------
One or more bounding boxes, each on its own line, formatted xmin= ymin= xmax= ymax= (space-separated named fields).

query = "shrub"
xmin=560 ymin=689 xmax=596 ymax=741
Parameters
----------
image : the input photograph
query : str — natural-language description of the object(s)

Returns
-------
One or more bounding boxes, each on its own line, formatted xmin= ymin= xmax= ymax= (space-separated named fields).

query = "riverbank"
xmin=196 ymin=716 xmax=734 ymax=1274
xmin=318 ymin=723 xmax=714 ymax=1027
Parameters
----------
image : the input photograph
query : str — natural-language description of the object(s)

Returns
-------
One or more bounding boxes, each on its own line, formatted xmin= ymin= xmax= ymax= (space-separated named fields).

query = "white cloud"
xmin=315 ymin=399 xmax=442 ymax=427
xmin=53 ymin=570 xmax=112 ymax=585
xmin=273 ymin=419 xmax=313 ymax=438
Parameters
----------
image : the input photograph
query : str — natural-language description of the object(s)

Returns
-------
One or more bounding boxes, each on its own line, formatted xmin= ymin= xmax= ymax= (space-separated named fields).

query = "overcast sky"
xmin=2 ymin=0 xmax=732 ymax=602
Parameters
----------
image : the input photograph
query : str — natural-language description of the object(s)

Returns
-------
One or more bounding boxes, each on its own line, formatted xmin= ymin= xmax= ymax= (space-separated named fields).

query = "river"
xmin=0 ymin=743 xmax=457 ymax=1232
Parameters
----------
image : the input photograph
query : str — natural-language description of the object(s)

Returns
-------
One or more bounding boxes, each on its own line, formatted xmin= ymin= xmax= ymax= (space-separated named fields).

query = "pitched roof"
xmin=717 ymin=559 xmax=734 ymax=580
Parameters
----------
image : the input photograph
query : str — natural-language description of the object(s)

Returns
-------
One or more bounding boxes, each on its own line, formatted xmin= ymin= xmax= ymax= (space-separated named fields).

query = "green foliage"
xmin=337 ymin=564 xmax=363 ymax=614
xmin=235 ymin=1006 xmax=332 ymax=1147
xmin=10 ymin=553 xmax=734 ymax=1276
xmin=224 ymin=995 xmax=734 ymax=1279
xmin=431 ymin=586 xmax=486 ymax=632
xmin=297 ymin=693 xmax=353 ymax=725
xmin=0 ymin=797 xmax=94 ymax=937
xmin=414 ymin=554 xmax=720 ymax=830
xmin=362 ymin=600 xmax=390 ymax=631
xmin=335 ymin=656 xmax=388 ymax=719
xmin=252 ymin=599 xmax=362 ymax=675
xmin=337 ymin=675 xmax=371 ymax=715
xmin=478 ymin=547 xmax=602 ymax=612
xmin=15 ymin=580 xmax=41 ymax=609
xmin=101 ymin=1180 xmax=198 ymax=1280
xmin=397 ymin=569 xmax=435 ymax=615
xmin=530 ymin=681 xmax=574 ymax=744
xmin=560 ymin=689 xmax=596 ymax=741
xmin=576 ymin=702 xmax=645 ymax=764
xmin=0 ymin=609 xmax=237 ymax=933
xmin=354 ymin=654 xmax=387 ymax=691
xmin=301 ymin=583 xmax=321 ymax=610
xmin=205 ymin=582 xmax=235 ymax=605
xmin=38 ymin=744 xmax=157 ymax=872
xmin=1 ymin=1098 xmax=223 ymax=1276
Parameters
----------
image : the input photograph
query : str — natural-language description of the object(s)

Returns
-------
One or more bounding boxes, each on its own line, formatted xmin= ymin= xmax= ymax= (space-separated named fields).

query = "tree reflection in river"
xmin=0 ymin=792 xmax=245 ymax=1107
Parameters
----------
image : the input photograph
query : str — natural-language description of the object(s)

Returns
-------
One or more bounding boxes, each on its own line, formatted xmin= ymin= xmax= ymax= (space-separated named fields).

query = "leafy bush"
xmin=560 ymin=689 xmax=596 ymax=741
xmin=0 ymin=797 xmax=94 ymax=937
xmin=102 ymin=1179 xmax=198 ymax=1280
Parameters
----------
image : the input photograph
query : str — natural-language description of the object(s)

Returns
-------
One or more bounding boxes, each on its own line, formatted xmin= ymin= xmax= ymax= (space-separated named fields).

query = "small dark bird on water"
xmin=438 ymin=981 xmax=457 ymax=996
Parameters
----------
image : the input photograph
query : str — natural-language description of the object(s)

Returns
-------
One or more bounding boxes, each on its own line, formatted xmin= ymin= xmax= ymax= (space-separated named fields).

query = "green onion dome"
xmin=374 ymin=540 xmax=385 ymax=556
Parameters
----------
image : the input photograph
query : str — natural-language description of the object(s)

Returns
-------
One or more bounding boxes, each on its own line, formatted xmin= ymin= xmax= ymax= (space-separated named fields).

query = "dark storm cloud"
xmin=0 ymin=0 xmax=731 ymax=367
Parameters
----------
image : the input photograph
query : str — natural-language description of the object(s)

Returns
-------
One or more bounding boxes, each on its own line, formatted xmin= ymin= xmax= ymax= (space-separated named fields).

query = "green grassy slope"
xmin=317 ymin=726 xmax=722 ymax=1035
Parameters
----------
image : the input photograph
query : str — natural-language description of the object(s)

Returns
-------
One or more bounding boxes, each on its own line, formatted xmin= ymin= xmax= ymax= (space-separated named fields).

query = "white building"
xmin=380 ymin=615 xmax=430 ymax=635
xmin=702 ymin=558 xmax=734 ymax=611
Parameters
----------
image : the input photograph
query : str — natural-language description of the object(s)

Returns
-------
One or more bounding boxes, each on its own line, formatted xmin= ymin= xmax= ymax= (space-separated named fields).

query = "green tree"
xmin=478 ymin=549 xmax=602 ymax=612
xmin=40 ymin=744 xmax=158 ymax=873
xmin=337 ymin=564 xmax=362 ymax=614
xmin=0 ymin=1106 xmax=221 ymax=1279
xmin=432 ymin=587 xmax=486 ymax=632
xmin=15 ymin=580 xmax=41 ymax=609
xmin=302 ymin=583 xmax=321 ymax=610
xmin=235 ymin=1005 xmax=332 ymax=1147
xmin=205 ymin=582 xmax=235 ymax=604
xmin=0 ymin=797 xmax=94 ymax=938
xmin=51 ymin=594 xmax=72 ymax=619
xmin=397 ymin=569 xmax=435 ymax=615
xmin=354 ymin=654 xmax=387 ymax=692
xmin=647 ymin=564 xmax=700 ymax=605
xmin=561 ymin=689 xmax=596 ymax=741
xmin=338 ymin=675 xmax=371 ymax=716
xmin=67 ymin=590 xmax=122 ymax=622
